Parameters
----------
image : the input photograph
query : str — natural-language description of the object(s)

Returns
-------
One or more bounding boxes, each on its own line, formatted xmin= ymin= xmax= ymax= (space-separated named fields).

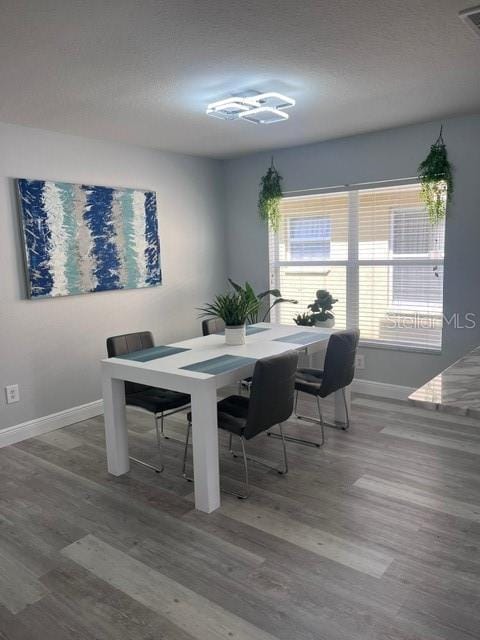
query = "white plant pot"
xmin=225 ymin=325 xmax=246 ymax=346
xmin=314 ymin=317 xmax=335 ymax=328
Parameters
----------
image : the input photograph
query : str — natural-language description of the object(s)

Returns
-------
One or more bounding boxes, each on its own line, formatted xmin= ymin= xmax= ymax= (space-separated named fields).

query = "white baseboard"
xmin=352 ymin=378 xmax=415 ymax=401
xmin=0 ymin=378 xmax=412 ymax=448
xmin=0 ymin=399 xmax=104 ymax=448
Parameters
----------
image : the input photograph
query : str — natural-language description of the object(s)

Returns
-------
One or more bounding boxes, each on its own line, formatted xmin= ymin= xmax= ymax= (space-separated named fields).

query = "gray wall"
xmin=0 ymin=123 xmax=226 ymax=429
xmin=224 ymin=114 xmax=480 ymax=388
xmin=2 ymin=114 xmax=479 ymax=429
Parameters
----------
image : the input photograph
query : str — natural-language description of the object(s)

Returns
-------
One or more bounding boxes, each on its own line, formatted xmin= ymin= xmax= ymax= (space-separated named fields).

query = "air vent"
xmin=459 ymin=5 xmax=480 ymax=37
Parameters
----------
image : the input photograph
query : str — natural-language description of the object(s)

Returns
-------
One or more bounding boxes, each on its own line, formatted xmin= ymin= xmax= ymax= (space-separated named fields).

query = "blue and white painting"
xmin=16 ymin=179 xmax=162 ymax=298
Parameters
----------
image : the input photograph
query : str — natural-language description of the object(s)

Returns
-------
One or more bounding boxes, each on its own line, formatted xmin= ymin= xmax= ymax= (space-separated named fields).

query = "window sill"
xmin=359 ymin=339 xmax=442 ymax=355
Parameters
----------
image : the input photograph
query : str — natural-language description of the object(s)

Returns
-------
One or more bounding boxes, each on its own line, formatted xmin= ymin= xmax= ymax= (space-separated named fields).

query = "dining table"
xmin=101 ymin=322 xmax=350 ymax=513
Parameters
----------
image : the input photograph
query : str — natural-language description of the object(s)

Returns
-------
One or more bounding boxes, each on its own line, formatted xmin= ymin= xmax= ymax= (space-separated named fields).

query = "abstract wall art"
xmin=16 ymin=179 xmax=162 ymax=298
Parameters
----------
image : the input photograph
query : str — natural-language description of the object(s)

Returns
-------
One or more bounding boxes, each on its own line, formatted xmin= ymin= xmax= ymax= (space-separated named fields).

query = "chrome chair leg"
xmin=182 ymin=422 xmax=192 ymax=480
xmin=154 ymin=414 xmax=161 ymax=447
xmin=238 ymin=437 xmax=249 ymax=498
xmin=183 ymin=424 xmax=288 ymax=499
xmin=220 ymin=436 xmax=251 ymax=499
xmin=320 ymin=388 xmax=350 ymax=431
xmin=268 ymin=394 xmax=325 ymax=448
xmin=231 ymin=424 xmax=288 ymax=474
xmin=129 ymin=456 xmax=164 ymax=473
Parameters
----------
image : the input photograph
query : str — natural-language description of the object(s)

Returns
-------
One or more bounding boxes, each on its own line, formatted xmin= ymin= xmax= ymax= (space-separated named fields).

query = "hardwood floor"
xmin=1 ymin=392 xmax=480 ymax=639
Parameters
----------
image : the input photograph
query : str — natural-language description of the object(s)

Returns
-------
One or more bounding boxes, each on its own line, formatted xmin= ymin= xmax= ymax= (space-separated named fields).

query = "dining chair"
xmin=106 ymin=331 xmax=190 ymax=473
xmin=182 ymin=350 xmax=299 ymax=499
xmin=268 ymin=329 xmax=360 ymax=448
xmin=202 ymin=318 xmax=226 ymax=336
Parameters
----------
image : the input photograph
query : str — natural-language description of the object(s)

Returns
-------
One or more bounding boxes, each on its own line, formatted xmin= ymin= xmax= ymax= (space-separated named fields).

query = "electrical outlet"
xmin=5 ymin=384 xmax=20 ymax=404
xmin=355 ymin=354 xmax=365 ymax=370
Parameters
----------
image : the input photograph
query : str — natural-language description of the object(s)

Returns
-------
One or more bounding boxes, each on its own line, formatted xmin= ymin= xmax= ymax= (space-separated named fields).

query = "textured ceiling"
xmin=1 ymin=0 xmax=479 ymax=158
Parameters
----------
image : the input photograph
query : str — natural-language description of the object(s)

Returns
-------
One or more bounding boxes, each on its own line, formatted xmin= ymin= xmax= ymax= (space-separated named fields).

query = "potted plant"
xmin=293 ymin=312 xmax=314 ymax=327
xmin=228 ymin=279 xmax=297 ymax=323
xmin=198 ymin=291 xmax=258 ymax=345
xmin=308 ymin=289 xmax=338 ymax=328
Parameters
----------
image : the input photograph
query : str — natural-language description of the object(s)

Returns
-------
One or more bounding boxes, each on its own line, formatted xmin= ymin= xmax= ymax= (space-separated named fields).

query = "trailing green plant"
xmin=307 ymin=289 xmax=338 ymax=323
xmin=417 ymin=126 xmax=453 ymax=223
xmin=228 ymin=278 xmax=297 ymax=324
xmin=198 ymin=291 xmax=258 ymax=327
xmin=293 ymin=312 xmax=314 ymax=327
xmin=258 ymin=158 xmax=283 ymax=231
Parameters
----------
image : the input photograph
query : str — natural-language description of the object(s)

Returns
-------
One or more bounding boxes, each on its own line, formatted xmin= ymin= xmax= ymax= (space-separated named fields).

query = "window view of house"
xmin=270 ymin=183 xmax=445 ymax=350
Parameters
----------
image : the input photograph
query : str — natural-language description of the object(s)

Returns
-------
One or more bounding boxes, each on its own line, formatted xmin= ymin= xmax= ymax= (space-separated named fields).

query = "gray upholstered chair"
xmin=183 ymin=350 xmax=299 ymax=498
xmin=269 ymin=329 xmax=359 ymax=448
xmin=202 ymin=318 xmax=226 ymax=336
xmin=106 ymin=331 xmax=190 ymax=473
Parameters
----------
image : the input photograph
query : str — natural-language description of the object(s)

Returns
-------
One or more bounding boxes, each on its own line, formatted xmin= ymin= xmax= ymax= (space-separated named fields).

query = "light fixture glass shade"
xmin=245 ymin=92 xmax=295 ymax=110
xmin=206 ymin=91 xmax=294 ymax=123
xmin=238 ymin=107 xmax=289 ymax=124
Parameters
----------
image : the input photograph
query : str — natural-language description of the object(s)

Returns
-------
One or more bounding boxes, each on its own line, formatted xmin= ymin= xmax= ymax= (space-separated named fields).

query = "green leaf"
xmin=227 ymin=278 xmax=243 ymax=293
xmin=258 ymin=288 xmax=282 ymax=299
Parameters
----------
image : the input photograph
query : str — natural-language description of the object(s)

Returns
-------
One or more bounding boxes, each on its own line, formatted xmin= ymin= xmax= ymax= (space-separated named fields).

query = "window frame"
xmin=269 ymin=181 xmax=445 ymax=354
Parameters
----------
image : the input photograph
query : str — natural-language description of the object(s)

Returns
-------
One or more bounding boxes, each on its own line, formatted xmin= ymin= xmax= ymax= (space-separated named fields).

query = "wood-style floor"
xmin=1 ymin=392 xmax=480 ymax=639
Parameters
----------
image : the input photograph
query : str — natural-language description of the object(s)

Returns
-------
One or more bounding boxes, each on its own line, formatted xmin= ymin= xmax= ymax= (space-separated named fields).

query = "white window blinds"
xmin=269 ymin=183 xmax=445 ymax=351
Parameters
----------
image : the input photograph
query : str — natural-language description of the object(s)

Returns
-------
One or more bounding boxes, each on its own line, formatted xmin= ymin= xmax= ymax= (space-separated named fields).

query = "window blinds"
xmin=269 ymin=183 xmax=445 ymax=351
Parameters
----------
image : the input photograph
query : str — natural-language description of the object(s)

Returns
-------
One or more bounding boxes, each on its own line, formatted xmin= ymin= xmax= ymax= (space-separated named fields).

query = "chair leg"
xmin=154 ymin=414 xmax=161 ymax=447
xmin=268 ymin=392 xmax=325 ymax=448
xmin=129 ymin=456 xmax=164 ymax=474
xmin=342 ymin=387 xmax=350 ymax=431
xmin=221 ymin=436 xmax=250 ymax=499
xmin=182 ymin=424 xmax=249 ymax=498
xmin=230 ymin=425 xmax=288 ymax=475
xmin=319 ymin=387 xmax=351 ymax=431
xmin=182 ymin=422 xmax=192 ymax=480
xmin=239 ymin=437 xmax=249 ymax=498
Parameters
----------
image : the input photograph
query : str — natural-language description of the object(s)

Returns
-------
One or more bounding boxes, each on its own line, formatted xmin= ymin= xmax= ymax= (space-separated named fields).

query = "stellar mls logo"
xmin=386 ymin=313 xmax=477 ymax=330
xmin=444 ymin=313 xmax=477 ymax=329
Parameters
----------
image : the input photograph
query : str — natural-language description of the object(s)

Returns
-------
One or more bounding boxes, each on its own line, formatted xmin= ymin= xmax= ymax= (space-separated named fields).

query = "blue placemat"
xmin=180 ymin=354 xmax=256 ymax=375
xmin=245 ymin=325 xmax=270 ymax=335
xmin=116 ymin=346 xmax=190 ymax=362
xmin=273 ymin=331 xmax=328 ymax=346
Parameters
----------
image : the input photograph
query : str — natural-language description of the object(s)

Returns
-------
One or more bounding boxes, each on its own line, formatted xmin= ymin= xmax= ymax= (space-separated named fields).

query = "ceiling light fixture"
xmin=206 ymin=91 xmax=295 ymax=124
xmin=238 ymin=106 xmax=289 ymax=124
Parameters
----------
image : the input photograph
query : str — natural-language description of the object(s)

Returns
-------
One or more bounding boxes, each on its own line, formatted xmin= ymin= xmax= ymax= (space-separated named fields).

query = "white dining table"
xmin=101 ymin=322 xmax=349 ymax=513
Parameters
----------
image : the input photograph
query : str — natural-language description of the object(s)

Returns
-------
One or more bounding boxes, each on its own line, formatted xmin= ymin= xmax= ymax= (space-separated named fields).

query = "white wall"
xmin=224 ymin=114 xmax=480 ymax=388
xmin=0 ymin=123 xmax=226 ymax=429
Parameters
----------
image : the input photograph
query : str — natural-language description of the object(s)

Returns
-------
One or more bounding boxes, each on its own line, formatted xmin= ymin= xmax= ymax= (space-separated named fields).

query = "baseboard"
xmin=352 ymin=378 xmax=415 ymax=401
xmin=0 ymin=399 xmax=104 ymax=448
xmin=0 ymin=378 xmax=411 ymax=448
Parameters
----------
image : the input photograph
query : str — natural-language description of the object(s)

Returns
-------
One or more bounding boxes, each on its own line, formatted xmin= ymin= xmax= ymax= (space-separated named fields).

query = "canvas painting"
xmin=16 ymin=178 xmax=162 ymax=298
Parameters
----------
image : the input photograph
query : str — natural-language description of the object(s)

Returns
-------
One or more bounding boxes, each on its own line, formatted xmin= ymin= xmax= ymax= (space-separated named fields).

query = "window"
xmin=288 ymin=217 xmax=331 ymax=260
xmin=269 ymin=183 xmax=445 ymax=351
xmin=390 ymin=208 xmax=445 ymax=310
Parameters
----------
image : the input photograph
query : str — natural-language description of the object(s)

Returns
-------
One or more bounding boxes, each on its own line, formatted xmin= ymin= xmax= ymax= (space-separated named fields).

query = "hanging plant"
xmin=258 ymin=158 xmax=283 ymax=231
xmin=417 ymin=126 xmax=453 ymax=223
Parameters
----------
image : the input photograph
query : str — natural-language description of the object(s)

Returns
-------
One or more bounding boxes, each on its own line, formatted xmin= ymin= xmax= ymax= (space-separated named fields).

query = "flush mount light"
xmin=206 ymin=97 xmax=252 ymax=120
xmin=238 ymin=106 xmax=289 ymax=124
xmin=206 ymin=91 xmax=295 ymax=124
